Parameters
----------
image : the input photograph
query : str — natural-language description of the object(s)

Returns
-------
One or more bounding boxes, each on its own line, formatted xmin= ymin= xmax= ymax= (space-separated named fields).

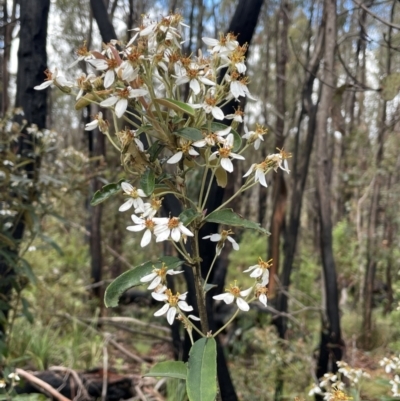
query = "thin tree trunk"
xmin=315 ymin=0 xmax=343 ymax=377
xmin=0 ymin=0 xmax=50 ymax=341
xmin=361 ymin=0 xmax=394 ymax=348
xmin=268 ymin=0 xmax=289 ymax=299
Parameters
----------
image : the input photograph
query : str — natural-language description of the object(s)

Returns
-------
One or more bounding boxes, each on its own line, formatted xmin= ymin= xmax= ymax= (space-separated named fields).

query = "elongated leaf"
xmin=91 ymin=180 xmax=123 ymax=206
xmin=207 ymin=122 xmax=242 ymax=152
xmin=75 ymin=93 xmax=97 ymax=110
xmin=174 ymin=127 xmax=203 ymax=142
xmin=215 ymin=166 xmax=227 ymax=188
xmin=104 ymin=256 xmax=183 ymax=307
xmin=140 ymin=169 xmax=155 ymax=196
xmin=205 ymin=208 xmax=269 ymax=234
xmin=179 ymin=208 xmax=201 ymax=226
xmin=147 ymin=141 xmax=164 ymax=162
xmin=144 ymin=361 xmax=187 ymax=380
xmin=187 ymin=338 xmax=217 ymax=401
xmin=154 ymin=98 xmax=195 ymax=116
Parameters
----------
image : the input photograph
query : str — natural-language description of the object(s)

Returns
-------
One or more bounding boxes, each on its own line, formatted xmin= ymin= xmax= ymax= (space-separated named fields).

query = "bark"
xmin=315 ymin=0 xmax=343 ymax=377
xmin=0 ymin=0 xmax=49 ymax=341
xmin=268 ymin=0 xmax=289 ymax=299
xmin=89 ymin=0 xmax=118 ymax=43
xmin=274 ymin=0 xmax=324 ymax=341
xmin=361 ymin=0 xmax=394 ymax=345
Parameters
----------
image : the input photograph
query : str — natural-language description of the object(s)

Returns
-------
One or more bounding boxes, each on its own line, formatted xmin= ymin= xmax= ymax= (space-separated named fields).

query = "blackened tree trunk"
xmin=0 ymin=0 xmax=50 ymax=342
xmin=315 ymin=0 xmax=343 ymax=378
xmin=87 ymin=0 xmax=118 ymax=299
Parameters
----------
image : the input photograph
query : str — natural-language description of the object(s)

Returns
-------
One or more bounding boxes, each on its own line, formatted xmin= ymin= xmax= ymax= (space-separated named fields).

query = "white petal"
xmin=249 ymin=267 xmax=263 ymax=278
xmin=119 ymin=199 xmax=134 ymax=211
xmin=230 ymin=152 xmax=245 ymax=160
xmin=179 ymin=224 xmax=194 ymax=237
xmin=166 ymin=270 xmax=184 ymax=276
xmin=188 ymin=148 xmax=199 ymax=156
xmin=213 ymin=293 xmax=235 ymax=304
xmin=236 ymin=297 xmax=250 ymax=311
xmin=154 ymin=303 xmax=170 ymax=316
xmin=240 ymin=287 xmax=253 ymax=297
xmin=167 ymin=307 xmax=177 ymax=324
xmin=130 ymin=214 xmax=144 ymax=224
xmin=128 ymin=88 xmax=149 ymax=98
xmin=85 ymin=120 xmax=99 ymax=131
xmin=104 ymin=69 xmax=115 ymax=88
xmin=190 ymin=79 xmax=200 ymax=94
xmin=171 ymin=227 xmax=181 ymax=242
xmin=126 ymin=224 xmax=145 ymax=232
xmin=140 ymin=272 xmax=157 ymax=282
xmin=243 ymin=165 xmax=256 ymax=178
xmin=202 ymin=37 xmax=219 ymax=46
xmin=221 ymin=158 xmax=233 ymax=173
xmin=259 ymin=294 xmax=267 ymax=307
xmin=243 ymin=265 xmax=257 ymax=273
xmin=151 ymin=288 xmax=167 ymax=300
xmin=156 ymin=229 xmax=170 ymax=242
xmin=167 ymin=151 xmax=183 ymax=164
xmin=209 ymin=234 xmax=221 ymax=242
xmin=261 ymin=270 xmax=270 ymax=286
xmin=230 ymin=81 xmax=242 ymax=98
xmin=100 ymin=96 xmax=118 ymax=107
xmin=34 ymin=80 xmax=53 ymax=90
xmin=88 ymin=59 xmax=108 ymax=70
xmin=141 ymin=229 xmax=152 ymax=247
xmin=227 ymin=236 xmax=239 ymax=250
xmin=258 ymin=171 xmax=268 ymax=188
xmin=199 ymin=77 xmax=216 ymax=86
xmin=192 ymin=139 xmax=206 ymax=148
xmin=115 ymin=98 xmax=128 ymax=118
xmin=121 ymin=182 xmax=134 ymax=193
xmin=211 ymin=107 xmax=224 ymax=120
xmin=188 ymin=314 xmax=201 ymax=321
xmin=148 ymin=276 xmax=162 ymax=290
xmin=217 ymin=127 xmax=231 ymax=137
xmin=178 ymin=301 xmax=193 ymax=312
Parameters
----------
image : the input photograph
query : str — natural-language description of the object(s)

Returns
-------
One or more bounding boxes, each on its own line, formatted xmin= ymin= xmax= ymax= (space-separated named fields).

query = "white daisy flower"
xmin=202 ymin=33 xmax=239 ymax=55
xmin=191 ymin=95 xmax=224 ymax=120
xmin=225 ymin=74 xmax=256 ymax=100
xmin=140 ymin=264 xmax=183 ymax=290
xmin=203 ymin=229 xmax=239 ymax=255
xmin=242 ymin=125 xmax=267 ymax=150
xmin=265 ymin=149 xmax=291 ymax=174
xmin=255 ymin=284 xmax=268 ymax=307
xmin=174 ymin=64 xmax=215 ymax=95
xmin=34 ymin=69 xmax=73 ymax=90
xmin=192 ymin=126 xmax=231 ymax=148
xmin=225 ymin=107 xmax=244 ymax=123
xmin=167 ymin=139 xmax=199 ymax=164
xmin=126 ymin=214 xmax=156 ymax=247
xmin=135 ymin=197 xmax=163 ymax=218
xmin=308 ymin=384 xmax=323 ymax=396
xmin=100 ymin=87 xmax=148 ymax=118
xmin=243 ymin=257 xmax=272 ymax=286
xmin=85 ymin=112 xmax=108 ymax=132
xmin=213 ymin=281 xmax=252 ymax=312
xmin=119 ymin=182 xmax=146 ymax=212
xmin=209 ymin=133 xmax=244 ymax=173
xmin=153 ymin=217 xmax=194 ymax=242
xmin=243 ymin=161 xmax=269 ymax=188
xmin=152 ymin=289 xmax=194 ymax=325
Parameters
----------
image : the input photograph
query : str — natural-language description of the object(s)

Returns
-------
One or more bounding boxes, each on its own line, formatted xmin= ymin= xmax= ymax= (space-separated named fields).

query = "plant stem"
xmin=213 ymin=308 xmax=240 ymax=337
xmin=192 ymin=229 xmax=209 ymax=333
xmin=203 ymin=253 xmax=218 ymax=290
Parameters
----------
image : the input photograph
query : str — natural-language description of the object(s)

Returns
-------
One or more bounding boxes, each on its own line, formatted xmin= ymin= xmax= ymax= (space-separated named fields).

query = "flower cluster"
xmin=35 ymin=12 xmax=293 ymax=344
xmin=380 ymin=354 xmax=400 ymax=397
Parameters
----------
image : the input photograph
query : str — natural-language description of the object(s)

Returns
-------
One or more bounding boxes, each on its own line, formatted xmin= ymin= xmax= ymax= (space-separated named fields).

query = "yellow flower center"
xmin=168 ymin=217 xmax=180 ymax=229
xmin=165 ymin=289 xmax=180 ymax=306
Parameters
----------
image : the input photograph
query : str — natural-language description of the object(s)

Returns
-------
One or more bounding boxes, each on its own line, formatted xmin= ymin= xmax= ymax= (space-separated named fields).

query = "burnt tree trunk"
xmin=315 ymin=0 xmax=343 ymax=378
xmin=0 ymin=0 xmax=49 ymax=343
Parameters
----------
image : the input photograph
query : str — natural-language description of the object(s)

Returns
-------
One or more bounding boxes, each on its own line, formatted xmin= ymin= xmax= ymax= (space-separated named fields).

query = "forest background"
xmin=1 ymin=0 xmax=400 ymax=400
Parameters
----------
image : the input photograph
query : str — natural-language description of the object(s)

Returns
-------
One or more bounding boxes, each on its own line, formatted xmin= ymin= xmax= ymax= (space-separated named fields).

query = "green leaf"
xmin=207 ymin=122 xmax=242 ymax=152
xmin=21 ymin=297 xmax=34 ymax=324
xmin=144 ymin=361 xmax=187 ymax=380
xmin=140 ymin=169 xmax=155 ymax=196
xmin=147 ymin=141 xmax=164 ymax=162
xmin=91 ymin=180 xmax=123 ymax=206
xmin=187 ymin=338 xmax=217 ymax=401
xmin=381 ymin=72 xmax=400 ymax=101
xmin=204 ymin=284 xmax=217 ymax=293
xmin=104 ymin=256 xmax=183 ymax=307
xmin=174 ymin=127 xmax=203 ymax=142
xmin=39 ymin=234 xmax=64 ymax=256
xmin=179 ymin=208 xmax=201 ymax=226
xmin=205 ymin=208 xmax=269 ymax=234
xmin=154 ymin=98 xmax=195 ymax=117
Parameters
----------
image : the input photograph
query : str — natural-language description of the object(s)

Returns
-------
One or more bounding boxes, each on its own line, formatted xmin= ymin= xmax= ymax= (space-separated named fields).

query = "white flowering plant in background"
xmin=35 ymin=13 xmax=291 ymax=400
